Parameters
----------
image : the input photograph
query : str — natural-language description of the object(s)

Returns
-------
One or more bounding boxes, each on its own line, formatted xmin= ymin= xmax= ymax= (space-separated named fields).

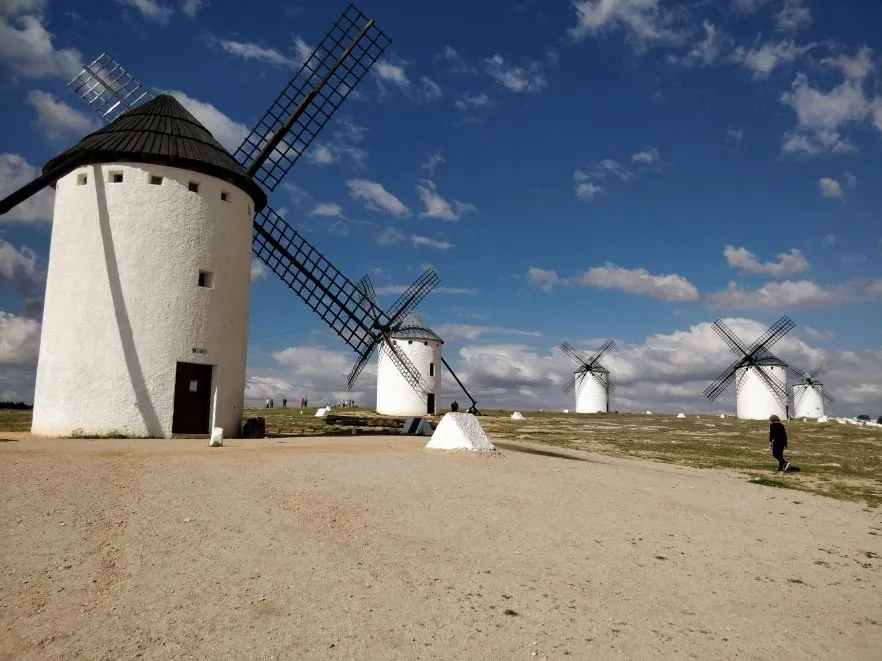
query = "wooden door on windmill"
xmin=427 ymin=393 xmax=435 ymax=415
xmin=172 ymin=362 xmax=212 ymax=435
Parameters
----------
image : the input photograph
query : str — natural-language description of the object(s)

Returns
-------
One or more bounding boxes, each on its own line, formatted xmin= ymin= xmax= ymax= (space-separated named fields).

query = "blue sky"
xmin=1 ymin=0 xmax=880 ymax=415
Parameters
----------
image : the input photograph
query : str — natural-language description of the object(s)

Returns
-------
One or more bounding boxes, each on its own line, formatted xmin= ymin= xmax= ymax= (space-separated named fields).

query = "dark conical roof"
xmin=391 ymin=314 xmax=443 ymax=343
xmin=43 ymin=94 xmax=267 ymax=211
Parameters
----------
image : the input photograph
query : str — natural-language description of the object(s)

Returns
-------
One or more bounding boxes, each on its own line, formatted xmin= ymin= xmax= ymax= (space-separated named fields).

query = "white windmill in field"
xmin=351 ymin=274 xmax=481 ymax=417
xmin=559 ymin=339 xmax=616 ymax=414
xmin=789 ymin=356 xmax=834 ymax=419
xmin=704 ymin=316 xmax=794 ymax=420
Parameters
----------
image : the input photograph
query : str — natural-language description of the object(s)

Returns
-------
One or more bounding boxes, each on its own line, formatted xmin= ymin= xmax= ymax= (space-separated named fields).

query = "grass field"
xmin=3 ymin=407 xmax=880 ymax=506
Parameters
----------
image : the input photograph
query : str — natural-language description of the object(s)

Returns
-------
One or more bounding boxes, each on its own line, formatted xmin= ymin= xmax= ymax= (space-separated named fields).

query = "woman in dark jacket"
xmin=769 ymin=414 xmax=790 ymax=472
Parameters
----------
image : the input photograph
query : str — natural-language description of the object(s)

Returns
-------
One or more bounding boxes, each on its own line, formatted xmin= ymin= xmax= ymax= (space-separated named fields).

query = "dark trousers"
xmin=771 ymin=442 xmax=787 ymax=471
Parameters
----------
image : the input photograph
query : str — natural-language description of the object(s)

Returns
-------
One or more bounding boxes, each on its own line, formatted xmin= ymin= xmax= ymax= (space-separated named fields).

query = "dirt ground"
xmin=1 ymin=433 xmax=880 ymax=660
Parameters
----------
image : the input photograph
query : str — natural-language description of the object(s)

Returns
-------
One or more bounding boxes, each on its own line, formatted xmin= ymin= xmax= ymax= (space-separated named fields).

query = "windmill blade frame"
xmin=589 ymin=338 xmax=616 ymax=366
xmin=561 ymin=371 xmax=580 ymax=394
xmin=711 ymin=319 xmax=750 ymax=356
xmin=744 ymin=316 xmax=795 ymax=356
xmin=560 ymin=341 xmax=591 ymax=367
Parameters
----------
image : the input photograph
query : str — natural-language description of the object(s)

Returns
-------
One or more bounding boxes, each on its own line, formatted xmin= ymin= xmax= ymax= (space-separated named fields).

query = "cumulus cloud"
xmin=215 ymin=39 xmax=301 ymax=68
xmin=376 ymin=226 xmax=405 ymax=246
xmin=307 ymin=116 xmax=368 ymax=169
xmin=26 ymin=90 xmax=97 ymax=141
xmin=411 ymin=234 xmax=453 ymax=250
xmin=347 ymin=179 xmax=409 ymax=217
xmin=775 ymin=0 xmax=811 ymax=32
xmin=707 ymin=278 xmax=882 ymax=309
xmin=181 ymin=0 xmax=206 ymax=18
xmin=454 ymin=93 xmax=491 ymax=111
xmin=0 ymin=239 xmax=43 ymax=285
xmin=309 ymin=202 xmax=343 ymax=217
xmin=730 ymin=40 xmax=815 ymax=78
xmin=0 ymin=1 xmax=83 ymax=79
xmin=0 ymin=153 xmax=55 ymax=223
xmin=818 ymin=177 xmax=843 ymax=199
xmin=372 ymin=61 xmax=442 ymax=103
xmin=723 ymin=245 xmax=810 ymax=278
xmin=484 ymin=54 xmax=546 ymax=93
xmin=0 ymin=311 xmax=41 ymax=365
xmin=567 ymin=0 xmax=686 ymax=50
xmin=631 ymin=147 xmax=661 ymax=164
xmin=421 ymin=151 xmax=445 ymax=177
xmin=250 ymin=259 xmax=267 ymax=281
xmin=416 ymin=180 xmax=476 ymax=221
xmin=433 ymin=324 xmax=542 ymax=342
xmin=528 ymin=263 xmax=699 ymax=302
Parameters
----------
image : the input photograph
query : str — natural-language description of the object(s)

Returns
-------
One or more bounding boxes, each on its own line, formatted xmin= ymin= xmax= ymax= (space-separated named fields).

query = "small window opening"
xmin=220 ymin=191 xmax=229 ymax=202
xmin=110 ymin=172 xmax=123 ymax=183
xmin=429 ymin=362 xmax=434 ymax=377
xmin=198 ymin=270 xmax=214 ymax=288
xmin=76 ymin=173 xmax=87 ymax=186
xmin=188 ymin=181 xmax=199 ymax=193
xmin=408 ymin=340 xmax=413 ymax=345
xmin=424 ymin=341 xmax=428 ymax=346
xmin=150 ymin=175 xmax=163 ymax=185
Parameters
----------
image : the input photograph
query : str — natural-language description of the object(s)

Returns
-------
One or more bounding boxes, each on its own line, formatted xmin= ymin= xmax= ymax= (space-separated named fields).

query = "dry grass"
xmin=5 ymin=407 xmax=880 ymax=506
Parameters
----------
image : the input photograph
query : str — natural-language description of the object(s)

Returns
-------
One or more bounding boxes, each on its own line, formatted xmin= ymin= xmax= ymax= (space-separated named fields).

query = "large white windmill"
xmin=0 ymin=4 xmax=428 ymax=438
xmin=704 ymin=316 xmax=794 ymax=420
xmin=559 ymin=339 xmax=616 ymax=413
xmin=789 ymin=356 xmax=834 ymax=419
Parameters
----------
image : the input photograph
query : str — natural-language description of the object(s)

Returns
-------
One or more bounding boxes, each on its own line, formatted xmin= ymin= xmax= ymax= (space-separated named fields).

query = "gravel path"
xmin=1 ymin=434 xmax=880 ymax=660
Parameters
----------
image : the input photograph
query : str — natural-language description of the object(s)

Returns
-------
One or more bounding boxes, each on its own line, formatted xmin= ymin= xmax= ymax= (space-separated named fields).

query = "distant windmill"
xmin=560 ymin=339 xmax=616 ymax=413
xmin=788 ymin=356 xmax=834 ymax=419
xmin=354 ymin=274 xmax=481 ymax=416
xmin=704 ymin=316 xmax=794 ymax=420
xmin=0 ymin=3 xmax=440 ymax=437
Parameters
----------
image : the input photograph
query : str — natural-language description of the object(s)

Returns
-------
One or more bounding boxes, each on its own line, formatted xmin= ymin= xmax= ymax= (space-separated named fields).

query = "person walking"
xmin=769 ymin=414 xmax=790 ymax=473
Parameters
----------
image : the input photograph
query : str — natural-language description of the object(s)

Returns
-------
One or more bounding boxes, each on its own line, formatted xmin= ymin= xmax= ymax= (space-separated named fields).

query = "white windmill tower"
xmin=0 ymin=95 xmax=268 ymax=438
xmin=1 ymin=4 xmax=412 ymax=438
xmin=704 ymin=317 xmax=794 ymax=420
xmin=351 ymin=274 xmax=481 ymax=416
xmin=790 ymin=356 xmax=834 ymax=419
xmin=559 ymin=339 xmax=616 ymax=413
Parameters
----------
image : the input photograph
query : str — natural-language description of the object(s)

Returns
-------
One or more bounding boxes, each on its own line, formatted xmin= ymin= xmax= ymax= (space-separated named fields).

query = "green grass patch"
xmin=749 ymin=477 xmax=795 ymax=489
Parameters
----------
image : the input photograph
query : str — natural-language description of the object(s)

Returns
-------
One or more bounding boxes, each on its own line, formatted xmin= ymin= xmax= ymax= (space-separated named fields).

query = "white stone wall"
xmin=375 ymin=337 xmax=441 ymax=416
xmin=793 ymin=384 xmax=825 ymax=419
xmin=31 ymin=162 xmax=256 ymax=438
xmin=734 ymin=365 xmax=787 ymax=421
xmin=574 ymin=371 xmax=608 ymax=413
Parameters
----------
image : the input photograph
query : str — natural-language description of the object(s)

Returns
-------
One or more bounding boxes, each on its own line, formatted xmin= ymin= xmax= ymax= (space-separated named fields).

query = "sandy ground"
xmin=1 ymin=433 xmax=880 ymax=660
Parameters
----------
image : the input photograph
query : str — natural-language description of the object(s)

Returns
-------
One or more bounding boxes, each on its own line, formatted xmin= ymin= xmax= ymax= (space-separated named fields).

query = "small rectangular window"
xmin=76 ymin=173 xmax=87 ymax=186
xmin=150 ymin=175 xmax=163 ymax=185
xmin=110 ymin=172 xmax=123 ymax=183
xmin=429 ymin=362 xmax=434 ymax=377
xmin=220 ymin=191 xmax=229 ymax=202
xmin=188 ymin=181 xmax=199 ymax=193
xmin=198 ymin=271 xmax=214 ymax=288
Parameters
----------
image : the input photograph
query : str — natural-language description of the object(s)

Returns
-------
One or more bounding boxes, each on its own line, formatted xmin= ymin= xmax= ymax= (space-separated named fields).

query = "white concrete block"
xmin=426 ymin=412 xmax=495 ymax=452
xmin=511 ymin=411 xmax=525 ymax=420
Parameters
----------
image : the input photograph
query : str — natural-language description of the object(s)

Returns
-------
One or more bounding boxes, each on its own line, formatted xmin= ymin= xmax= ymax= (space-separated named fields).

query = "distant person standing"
xmin=282 ymin=397 xmax=287 ymax=408
xmin=769 ymin=414 xmax=790 ymax=473
xmin=265 ymin=397 xmax=270 ymax=409
xmin=304 ymin=396 xmax=308 ymax=408
xmin=450 ymin=400 xmax=459 ymax=412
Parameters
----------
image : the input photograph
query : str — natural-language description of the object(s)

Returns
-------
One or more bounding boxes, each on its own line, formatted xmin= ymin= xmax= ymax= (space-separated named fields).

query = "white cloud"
xmin=775 ymin=0 xmax=811 ymax=32
xmin=250 ymin=259 xmax=267 ymax=281
xmin=0 ymin=153 xmax=55 ymax=223
xmin=0 ymin=1 xmax=83 ymax=79
xmin=181 ymin=0 xmax=206 ymax=18
xmin=167 ymin=90 xmax=248 ymax=152
xmin=726 ymin=127 xmax=743 ymax=144
xmin=823 ymin=234 xmax=836 ymax=245
xmin=0 ymin=239 xmax=43 ymax=285
xmin=527 ymin=266 xmax=562 ymax=292
xmin=307 ymin=116 xmax=367 ymax=169
xmin=216 ymin=39 xmax=299 ymax=68
xmin=416 ymin=180 xmax=476 ymax=221
xmin=455 ymin=92 xmax=491 ymax=111
xmin=723 ymin=245 xmax=810 ymax=278
xmin=417 ymin=76 xmax=442 ymax=103
xmin=438 ymin=45 xmax=476 ymax=74
xmin=411 ymin=234 xmax=453 ymax=251
xmin=574 ymin=179 xmax=602 ymax=200
xmin=843 ymin=171 xmax=858 ymax=188
xmin=822 ymin=45 xmax=874 ymax=81
xmin=0 ymin=311 xmax=41 ymax=365
xmin=731 ymin=40 xmax=814 ymax=78
xmin=433 ymin=324 xmax=542 ymax=343
xmin=567 ymin=0 xmax=685 ymax=50
xmin=570 ymin=264 xmax=700 ymax=302
xmin=375 ymin=61 xmax=409 ymax=90
xmin=818 ymin=177 xmax=843 ymax=199
xmin=802 ymin=326 xmax=834 ymax=341
xmin=668 ymin=20 xmax=729 ymax=68
xmin=732 ymin=0 xmax=770 ymax=12
xmin=26 ymin=90 xmax=97 ymax=141
xmin=309 ymin=202 xmax=343 ymax=217
xmin=115 ymin=0 xmax=173 ymax=24
xmin=376 ymin=226 xmax=405 ymax=246
xmin=347 ymin=179 xmax=409 ymax=216
xmin=631 ymin=147 xmax=660 ymax=164
xmin=484 ymin=54 xmax=546 ymax=93
xmin=421 ymin=151 xmax=445 ymax=177
xmin=707 ymin=278 xmax=882 ymax=309
xmin=372 ymin=62 xmax=442 ymax=104
xmin=529 ymin=263 xmax=699 ymax=302
xmin=292 ymin=36 xmax=312 ymax=67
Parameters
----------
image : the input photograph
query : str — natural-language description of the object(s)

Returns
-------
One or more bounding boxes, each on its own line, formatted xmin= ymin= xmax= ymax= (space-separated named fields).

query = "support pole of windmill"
xmin=441 ymin=355 xmax=480 ymax=415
